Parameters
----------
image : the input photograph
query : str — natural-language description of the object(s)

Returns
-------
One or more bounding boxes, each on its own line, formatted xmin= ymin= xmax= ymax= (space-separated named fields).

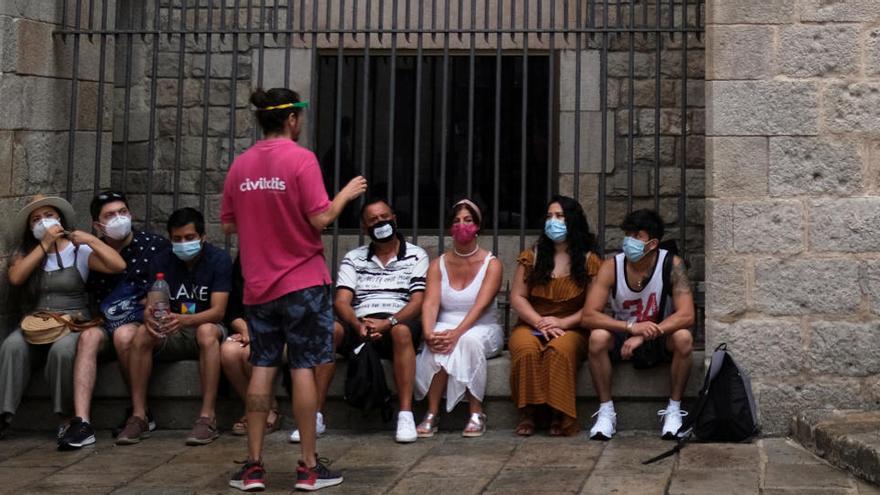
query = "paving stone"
xmin=485 ymin=467 xmax=589 ymax=494
xmin=387 ymin=473 xmax=493 ymax=495
xmin=0 ymin=466 xmax=60 ymax=494
xmin=580 ymin=474 xmax=669 ymax=495
xmin=505 ymin=438 xmax=603 ymax=469
xmin=668 ymin=468 xmax=759 ymax=495
xmin=760 ymin=438 xmax=825 ymax=465
xmin=678 ymin=442 xmax=760 ymax=471
xmin=764 ymin=463 xmax=854 ymax=490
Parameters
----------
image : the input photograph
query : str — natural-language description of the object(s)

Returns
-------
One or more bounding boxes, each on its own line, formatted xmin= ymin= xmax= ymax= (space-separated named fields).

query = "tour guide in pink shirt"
xmin=221 ymin=87 xmax=366 ymax=492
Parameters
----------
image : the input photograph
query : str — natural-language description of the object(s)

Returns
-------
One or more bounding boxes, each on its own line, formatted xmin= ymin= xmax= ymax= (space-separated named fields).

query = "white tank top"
xmin=609 ymin=249 xmax=669 ymax=323
xmin=437 ymin=253 xmax=497 ymax=327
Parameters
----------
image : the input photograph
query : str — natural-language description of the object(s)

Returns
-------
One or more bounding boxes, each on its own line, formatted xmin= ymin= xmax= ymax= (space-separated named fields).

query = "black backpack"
xmin=343 ymin=341 xmax=393 ymax=422
xmin=643 ymin=343 xmax=759 ymax=464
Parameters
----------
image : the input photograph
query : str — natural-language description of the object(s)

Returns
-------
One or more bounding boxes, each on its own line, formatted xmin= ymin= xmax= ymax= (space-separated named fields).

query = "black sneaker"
xmin=295 ymin=456 xmax=343 ymax=491
xmin=112 ymin=408 xmax=156 ymax=437
xmin=58 ymin=417 xmax=96 ymax=451
xmin=229 ymin=460 xmax=266 ymax=492
xmin=0 ymin=413 xmax=11 ymax=440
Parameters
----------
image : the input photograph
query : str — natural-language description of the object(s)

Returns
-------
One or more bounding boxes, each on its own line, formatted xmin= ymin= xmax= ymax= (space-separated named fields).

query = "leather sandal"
xmin=231 ymin=415 xmax=248 ymax=436
xmin=416 ymin=413 xmax=439 ymax=438
xmin=462 ymin=413 xmax=487 ymax=437
xmin=265 ymin=408 xmax=281 ymax=434
xmin=515 ymin=410 xmax=535 ymax=437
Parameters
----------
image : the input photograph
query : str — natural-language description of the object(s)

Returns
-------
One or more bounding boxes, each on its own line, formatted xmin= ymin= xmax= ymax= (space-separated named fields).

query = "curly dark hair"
xmin=527 ymin=195 xmax=596 ymax=288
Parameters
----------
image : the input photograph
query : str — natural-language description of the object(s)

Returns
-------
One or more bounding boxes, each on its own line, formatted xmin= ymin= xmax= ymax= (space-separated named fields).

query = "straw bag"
xmin=20 ymin=311 xmax=103 ymax=345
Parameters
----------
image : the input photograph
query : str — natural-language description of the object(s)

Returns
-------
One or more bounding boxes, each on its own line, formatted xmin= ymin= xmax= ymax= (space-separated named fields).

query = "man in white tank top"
xmin=581 ymin=210 xmax=695 ymax=440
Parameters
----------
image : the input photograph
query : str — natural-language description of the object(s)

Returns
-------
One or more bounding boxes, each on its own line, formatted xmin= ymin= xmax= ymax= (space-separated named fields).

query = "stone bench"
xmin=15 ymin=350 xmax=704 ymax=432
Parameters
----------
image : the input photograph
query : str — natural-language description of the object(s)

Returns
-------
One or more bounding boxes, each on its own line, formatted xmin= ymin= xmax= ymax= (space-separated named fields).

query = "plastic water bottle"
xmin=148 ymin=273 xmax=171 ymax=337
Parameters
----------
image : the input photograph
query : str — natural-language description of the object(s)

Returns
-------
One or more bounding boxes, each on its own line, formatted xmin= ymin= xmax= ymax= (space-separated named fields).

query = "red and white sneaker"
xmin=294 ymin=456 xmax=343 ymax=491
xmin=229 ymin=460 xmax=266 ymax=492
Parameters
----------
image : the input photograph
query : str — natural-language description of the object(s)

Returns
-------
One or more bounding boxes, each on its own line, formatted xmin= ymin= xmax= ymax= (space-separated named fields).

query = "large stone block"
xmin=823 ymin=82 xmax=880 ymax=135
xmin=799 ymin=0 xmax=880 ymax=22
xmin=706 ymin=137 xmax=768 ymax=198
xmin=756 ymin=379 xmax=865 ymax=435
xmin=753 ymin=258 xmax=861 ymax=316
xmin=858 ymin=261 xmax=880 ymax=315
xmin=867 ymin=28 xmax=880 ymax=77
xmin=559 ymin=50 xmax=601 ymax=112
xmin=707 ymin=81 xmax=819 ymax=136
xmin=0 ymin=130 xmax=12 ymax=196
xmin=732 ymin=200 xmax=804 ymax=254
xmin=809 ymin=321 xmax=880 ymax=377
xmin=705 ymin=199 xmax=733 ymax=254
xmin=706 ymin=25 xmax=773 ymax=80
xmin=777 ymin=25 xmax=859 ymax=78
xmin=0 ymin=0 xmax=64 ymax=24
xmin=704 ymin=256 xmax=747 ymax=318
xmin=558 ymin=111 xmax=615 ymax=174
xmin=768 ymin=137 xmax=862 ymax=196
xmin=706 ymin=0 xmax=796 ymax=24
xmin=810 ymin=198 xmax=880 ymax=253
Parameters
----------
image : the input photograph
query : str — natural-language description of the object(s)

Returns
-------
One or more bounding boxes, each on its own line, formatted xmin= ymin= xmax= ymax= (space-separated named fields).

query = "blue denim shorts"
xmin=245 ymin=284 xmax=334 ymax=369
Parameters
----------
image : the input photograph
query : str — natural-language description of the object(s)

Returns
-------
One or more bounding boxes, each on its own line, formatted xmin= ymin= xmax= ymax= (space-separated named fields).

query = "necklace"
xmin=454 ymin=245 xmax=479 ymax=257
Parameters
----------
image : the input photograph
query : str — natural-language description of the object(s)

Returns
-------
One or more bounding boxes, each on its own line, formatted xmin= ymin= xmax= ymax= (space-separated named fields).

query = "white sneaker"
xmin=589 ymin=408 xmax=617 ymax=441
xmin=395 ymin=413 xmax=418 ymax=443
xmin=289 ymin=412 xmax=326 ymax=443
xmin=658 ymin=407 xmax=688 ymax=440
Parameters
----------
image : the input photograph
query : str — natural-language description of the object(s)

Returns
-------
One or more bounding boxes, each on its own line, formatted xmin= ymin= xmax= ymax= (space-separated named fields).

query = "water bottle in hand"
xmin=148 ymin=273 xmax=172 ymax=337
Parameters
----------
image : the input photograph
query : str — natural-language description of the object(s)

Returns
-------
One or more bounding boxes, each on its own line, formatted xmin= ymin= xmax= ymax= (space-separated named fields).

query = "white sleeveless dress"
xmin=414 ymin=254 xmax=505 ymax=412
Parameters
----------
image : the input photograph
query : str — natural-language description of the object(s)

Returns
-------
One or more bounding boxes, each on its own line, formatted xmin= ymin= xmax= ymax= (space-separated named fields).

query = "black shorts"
xmin=245 ymin=284 xmax=334 ymax=369
xmin=611 ymin=331 xmax=672 ymax=368
xmin=339 ymin=312 xmax=422 ymax=360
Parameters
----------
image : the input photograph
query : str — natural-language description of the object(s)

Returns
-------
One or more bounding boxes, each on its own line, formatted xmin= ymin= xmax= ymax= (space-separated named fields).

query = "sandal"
xmin=462 ymin=413 xmax=487 ymax=438
xmin=515 ymin=410 xmax=535 ymax=437
xmin=265 ymin=408 xmax=280 ymax=434
xmin=549 ymin=413 xmax=580 ymax=437
xmin=231 ymin=415 xmax=248 ymax=436
xmin=416 ymin=413 xmax=439 ymax=438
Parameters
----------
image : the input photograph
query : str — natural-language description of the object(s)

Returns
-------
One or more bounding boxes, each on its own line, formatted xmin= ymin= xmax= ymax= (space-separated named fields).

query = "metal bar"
xmin=299 ymin=0 xmax=305 ymax=42
xmin=272 ymin=0 xmax=280 ymax=43
xmin=65 ymin=0 xmax=83 ymax=200
xmin=597 ymin=29 xmax=608 ymax=255
xmin=574 ymin=0 xmax=582 ymax=206
xmin=255 ymin=0 xmax=267 ymax=142
xmin=332 ymin=1 xmax=345 ymax=282
xmin=412 ymin=0 xmax=424 ymax=242
xmin=404 ymin=0 xmax=411 ymax=43
xmin=547 ymin=0 xmax=555 ymax=204
xmin=679 ymin=0 xmax=689 ymax=257
xmin=654 ymin=1 xmax=662 ymax=212
xmin=309 ymin=0 xmax=319 ymax=146
xmin=458 ymin=0 xmax=463 ymax=42
xmin=172 ymin=0 xmax=188 ymax=210
xmin=519 ymin=0 xmax=529 ymax=252
xmin=228 ymin=0 xmax=241 ymax=171
xmin=326 ymin=0 xmax=333 ymax=42
xmin=219 ymin=0 xmax=226 ymax=42
xmin=145 ymin=0 xmax=161 ymax=230
xmin=56 ymin=26 xmax=708 ymax=36
xmin=358 ymin=0 xmax=372 ymax=247
xmin=492 ymin=0 xmax=502 ymax=255
xmin=284 ymin=0 xmax=293 ymax=87
xmin=627 ymin=0 xmax=635 ymax=213
xmin=437 ymin=0 xmax=450 ymax=255
xmin=387 ymin=0 xmax=398 ymax=200
xmin=93 ymin=0 xmax=109 ymax=194
xmin=465 ymin=0 xmax=476 ymax=197
xmin=194 ymin=0 xmax=200 ymax=42
xmin=119 ymin=5 xmax=134 ymax=195
xmin=199 ymin=0 xmax=215 ymax=213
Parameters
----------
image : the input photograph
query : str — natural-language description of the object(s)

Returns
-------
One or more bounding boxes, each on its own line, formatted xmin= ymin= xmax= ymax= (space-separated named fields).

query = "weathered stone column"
xmin=0 ymin=1 xmax=116 ymax=336
xmin=705 ymin=0 xmax=880 ymax=433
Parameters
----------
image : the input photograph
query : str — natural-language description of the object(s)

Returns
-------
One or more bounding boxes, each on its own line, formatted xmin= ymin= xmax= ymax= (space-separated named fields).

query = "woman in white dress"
xmin=415 ymin=199 xmax=504 ymax=437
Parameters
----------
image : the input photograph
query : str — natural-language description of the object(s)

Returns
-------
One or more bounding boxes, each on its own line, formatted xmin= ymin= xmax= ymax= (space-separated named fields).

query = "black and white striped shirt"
xmin=336 ymin=236 xmax=429 ymax=318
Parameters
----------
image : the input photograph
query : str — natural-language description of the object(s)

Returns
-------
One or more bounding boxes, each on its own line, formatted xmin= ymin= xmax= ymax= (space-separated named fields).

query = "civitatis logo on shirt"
xmin=239 ymin=177 xmax=286 ymax=191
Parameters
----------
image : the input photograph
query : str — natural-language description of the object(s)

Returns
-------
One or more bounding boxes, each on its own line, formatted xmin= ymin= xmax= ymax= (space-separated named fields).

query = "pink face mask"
xmin=451 ymin=222 xmax=479 ymax=244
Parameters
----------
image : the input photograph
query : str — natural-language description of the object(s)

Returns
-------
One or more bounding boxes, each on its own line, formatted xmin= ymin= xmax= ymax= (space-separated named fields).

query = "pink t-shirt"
xmin=221 ymin=138 xmax=332 ymax=305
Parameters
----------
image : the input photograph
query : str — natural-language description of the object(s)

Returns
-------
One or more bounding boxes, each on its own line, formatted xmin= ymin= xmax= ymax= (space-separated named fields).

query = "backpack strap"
xmin=657 ymin=250 xmax=674 ymax=317
xmin=642 ymin=430 xmax=692 ymax=465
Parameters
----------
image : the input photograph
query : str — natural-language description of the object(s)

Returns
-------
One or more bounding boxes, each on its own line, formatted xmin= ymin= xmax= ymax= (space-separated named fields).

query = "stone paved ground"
xmin=1 ymin=430 xmax=878 ymax=495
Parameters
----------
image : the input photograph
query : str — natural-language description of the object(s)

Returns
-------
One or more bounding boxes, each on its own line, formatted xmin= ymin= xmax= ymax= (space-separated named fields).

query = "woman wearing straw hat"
xmin=0 ymin=195 xmax=125 ymax=441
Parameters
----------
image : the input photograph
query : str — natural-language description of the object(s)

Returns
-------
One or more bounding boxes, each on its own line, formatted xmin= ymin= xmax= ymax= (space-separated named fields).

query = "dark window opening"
xmin=316 ymin=54 xmax=552 ymax=231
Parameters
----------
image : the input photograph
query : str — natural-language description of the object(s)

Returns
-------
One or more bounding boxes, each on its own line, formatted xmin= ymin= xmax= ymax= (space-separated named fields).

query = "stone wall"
xmin=0 ymin=0 xmax=116 ymax=337
xmin=705 ymin=0 xmax=880 ymax=433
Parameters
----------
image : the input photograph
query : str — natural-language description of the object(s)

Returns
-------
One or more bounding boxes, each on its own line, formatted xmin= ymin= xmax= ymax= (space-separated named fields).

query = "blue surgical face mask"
xmin=173 ymin=239 xmax=203 ymax=261
xmin=622 ymin=236 xmax=649 ymax=262
xmin=544 ymin=219 xmax=568 ymax=243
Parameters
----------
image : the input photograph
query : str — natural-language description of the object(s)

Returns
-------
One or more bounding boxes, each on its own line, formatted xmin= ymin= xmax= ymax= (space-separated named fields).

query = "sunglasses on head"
xmin=98 ymin=192 xmax=125 ymax=202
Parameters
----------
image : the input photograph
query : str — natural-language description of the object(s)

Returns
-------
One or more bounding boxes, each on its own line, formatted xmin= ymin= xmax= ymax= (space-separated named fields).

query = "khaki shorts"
xmin=154 ymin=323 xmax=227 ymax=362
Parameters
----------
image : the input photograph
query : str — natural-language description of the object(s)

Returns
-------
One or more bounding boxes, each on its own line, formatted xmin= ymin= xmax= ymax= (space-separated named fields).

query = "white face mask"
xmin=32 ymin=217 xmax=61 ymax=241
xmin=102 ymin=215 xmax=132 ymax=241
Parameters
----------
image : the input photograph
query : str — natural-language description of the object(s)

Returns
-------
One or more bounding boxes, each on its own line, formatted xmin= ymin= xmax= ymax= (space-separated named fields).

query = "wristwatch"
xmin=388 ymin=315 xmax=399 ymax=327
